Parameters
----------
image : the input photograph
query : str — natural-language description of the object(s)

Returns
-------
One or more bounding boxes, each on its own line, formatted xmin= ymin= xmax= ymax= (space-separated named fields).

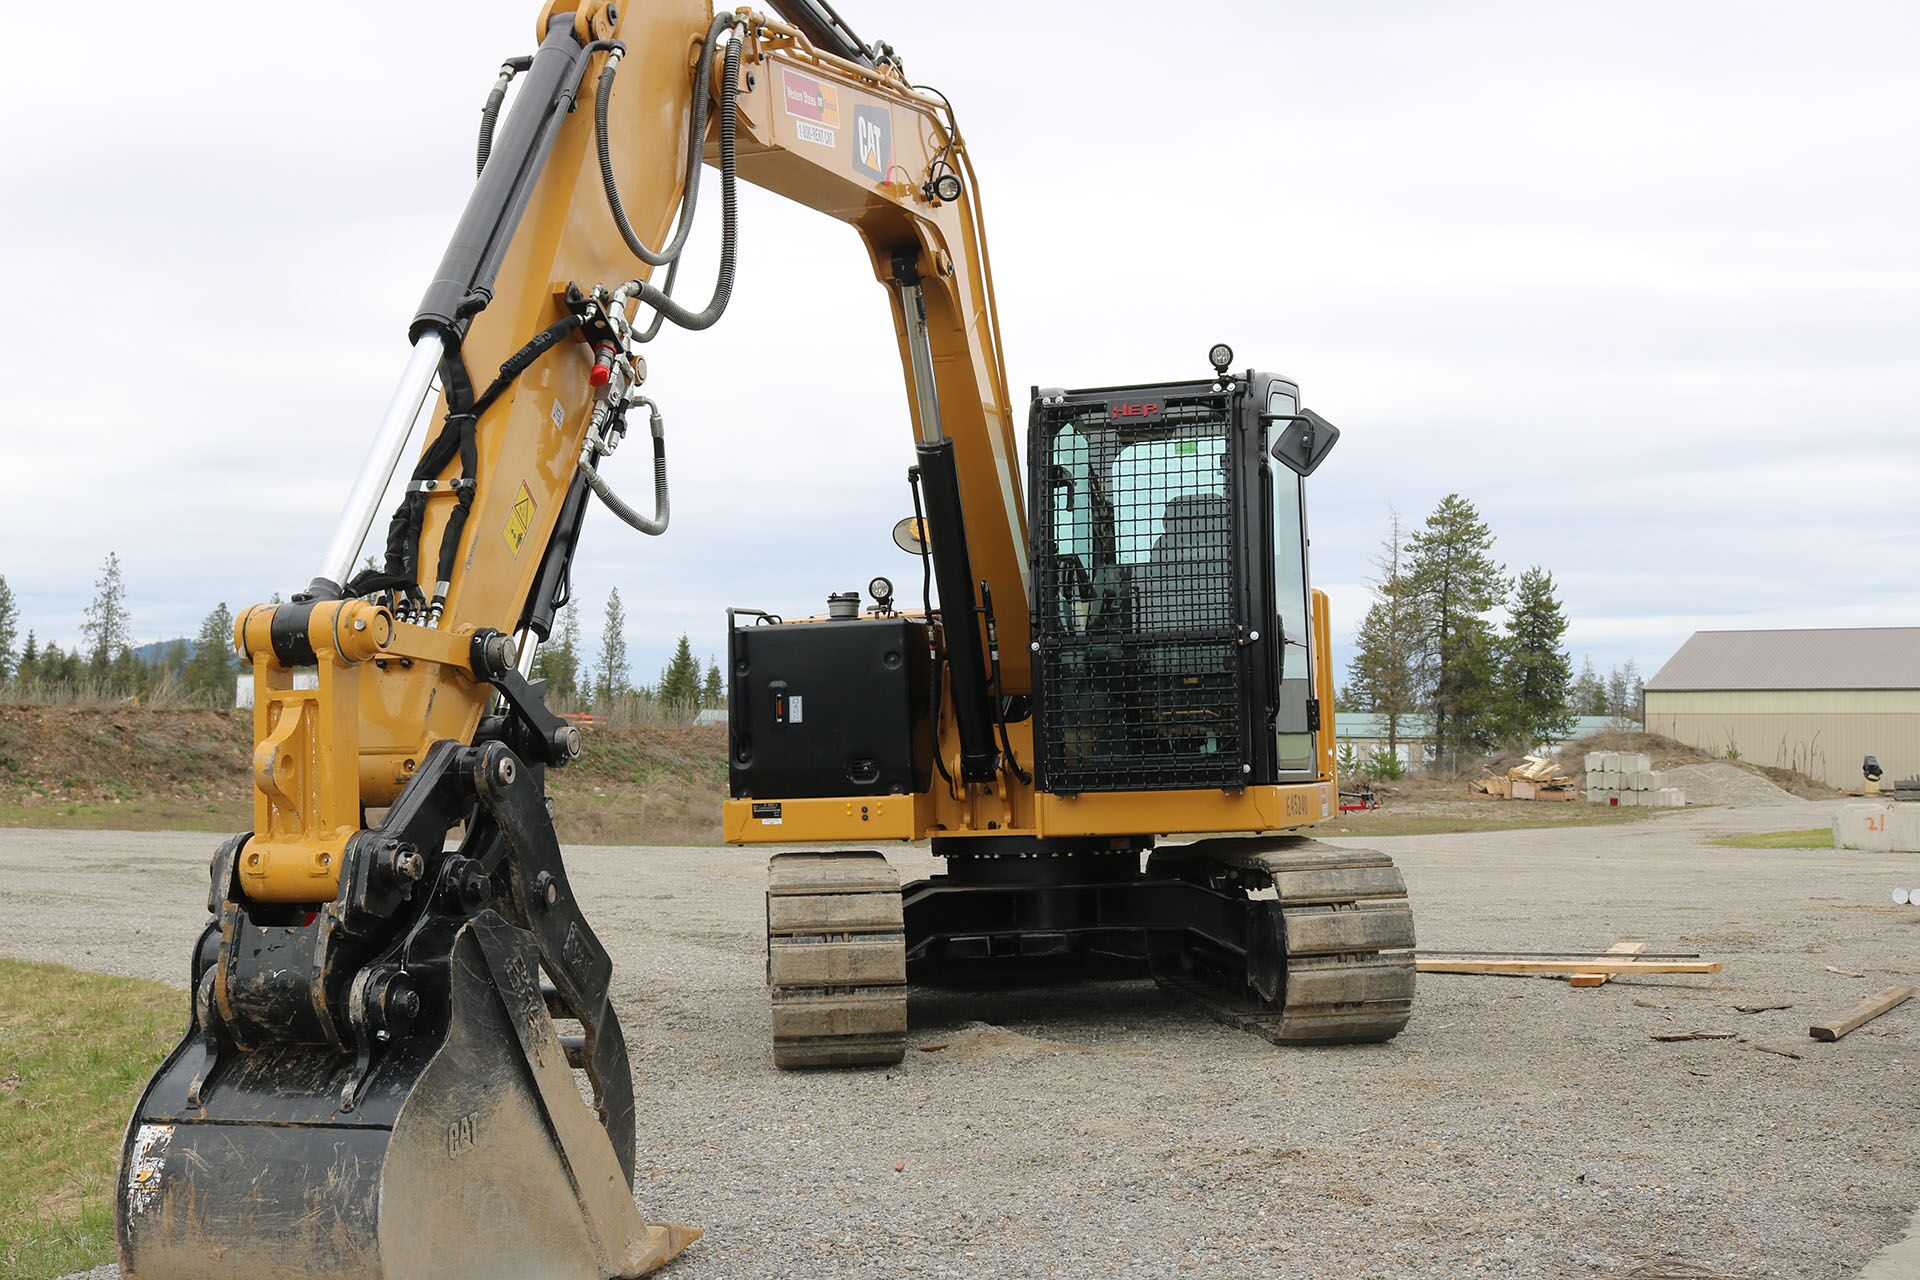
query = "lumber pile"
xmin=1469 ymin=755 xmax=1580 ymax=802
xmin=1585 ymin=751 xmax=1687 ymax=808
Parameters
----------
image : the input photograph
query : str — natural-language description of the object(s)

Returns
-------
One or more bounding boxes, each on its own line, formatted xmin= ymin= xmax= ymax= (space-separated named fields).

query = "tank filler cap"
xmin=827 ymin=592 xmax=861 ymax=620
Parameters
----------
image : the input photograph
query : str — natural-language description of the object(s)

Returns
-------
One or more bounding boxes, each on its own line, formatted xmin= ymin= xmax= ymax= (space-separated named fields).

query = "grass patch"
xmin=1708 ymin=828 xmax=1835 ymax=850
xmin=0 ymin=959 xmax=181 ymax=1280
xmin=0 ymin=798 xmax=248 ymax=833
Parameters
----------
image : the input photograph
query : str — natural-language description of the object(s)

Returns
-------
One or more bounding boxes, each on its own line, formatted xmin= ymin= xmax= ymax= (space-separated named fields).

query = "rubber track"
xmin=765 ymin=851 xmax=907 ymax=1068
xmin=1148 ymin=838 xmax=1415 ymax=1045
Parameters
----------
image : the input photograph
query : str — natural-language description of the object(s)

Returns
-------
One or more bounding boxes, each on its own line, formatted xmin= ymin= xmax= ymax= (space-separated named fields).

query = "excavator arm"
xmin=116 ymin=1 xmax=1398 ymax=1273
xmin=117 ymin=4 xmax=1035 ymax=1277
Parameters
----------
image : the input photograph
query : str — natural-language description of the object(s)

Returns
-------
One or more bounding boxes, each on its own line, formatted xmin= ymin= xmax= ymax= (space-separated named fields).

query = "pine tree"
xmin=1500 ymin=567 xmax=1574 ymax=746
xmin=1622 ymin=658 xmax=1643 ymax=726
xmin=1606 ymin=664 xmax=1630 ymax=723
xmin=1571 ymin=655 xmax=1607 ymax=717
xmin=0 ymin=575 xmax=16 ymax=682
xmin=159 ymin=639 xmax=190 ymax=684
xmin=1405 ymin=494 xmax=1506 ymax=760
xmin=186 ymin=603 xmax=236 ymax=704
xmin=701 ymin=659 xmax=723 ymax=709
xmin=82 ymin=552 xmax=133 ymax=670
xmin=110 ymin=646 xmax=146 ymax=698
xmin=1345 ymin=509 xmax=1423 ymax=759
xmin=658 ymin=634 xmax=701 ymax=709
xmin=14 ymin=630 xmax=37 ymax=686
xmin=533 ymin=600 xmax=582 ymax=705
xmin=596 ymin=590 xmax=629 ymax=703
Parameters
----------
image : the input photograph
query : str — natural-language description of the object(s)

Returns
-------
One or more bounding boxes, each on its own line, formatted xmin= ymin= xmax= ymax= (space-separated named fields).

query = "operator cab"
xmin=1027 ymin=345 xmax=1339 ymax=795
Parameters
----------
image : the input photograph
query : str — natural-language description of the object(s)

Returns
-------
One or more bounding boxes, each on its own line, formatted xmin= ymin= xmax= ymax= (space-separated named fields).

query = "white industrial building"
xmin=1643 ymin=627 xmax=1920 ymax=789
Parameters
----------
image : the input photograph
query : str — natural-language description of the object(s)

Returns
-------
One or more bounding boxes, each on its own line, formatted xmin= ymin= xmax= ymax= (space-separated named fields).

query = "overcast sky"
xmin=3 ymin=1 xmax=1915 ymax=688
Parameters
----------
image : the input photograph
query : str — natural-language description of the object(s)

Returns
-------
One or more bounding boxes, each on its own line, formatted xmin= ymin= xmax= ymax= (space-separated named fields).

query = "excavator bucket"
xmin=117 ymin=743 xmax=696 ymax=1279
xmin=118 ymin=912 xmax=694 ymax=1279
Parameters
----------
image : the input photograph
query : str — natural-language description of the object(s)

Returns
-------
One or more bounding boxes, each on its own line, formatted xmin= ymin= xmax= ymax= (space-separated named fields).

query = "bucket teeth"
xmin=766 ymin=851 xmax=908 ymax=1068
xmin=1148 ymin=837 xmax=1416 ymax=1045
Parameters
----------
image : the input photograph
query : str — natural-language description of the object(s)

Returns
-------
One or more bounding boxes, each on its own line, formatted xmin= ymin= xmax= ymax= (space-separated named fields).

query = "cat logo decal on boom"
xmin=853 ymin=105 xmax=892 ymax=182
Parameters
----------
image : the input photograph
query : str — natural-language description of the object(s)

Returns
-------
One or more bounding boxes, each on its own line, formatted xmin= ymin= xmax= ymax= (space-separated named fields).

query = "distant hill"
xmin=130 ymin=638 xmax=195 ymax=666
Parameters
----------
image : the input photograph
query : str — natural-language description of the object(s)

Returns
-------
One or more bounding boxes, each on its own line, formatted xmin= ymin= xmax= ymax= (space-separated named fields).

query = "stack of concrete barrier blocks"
xmin=1835 ymin=802 xmax=1920 ymax=852
xmin=1584 ymin=751 xmax=1686 ymax=807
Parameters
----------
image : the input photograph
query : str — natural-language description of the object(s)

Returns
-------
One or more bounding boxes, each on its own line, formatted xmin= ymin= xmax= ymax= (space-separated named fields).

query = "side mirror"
xmin=1263 ymin=408 xmax=1341 ymax=477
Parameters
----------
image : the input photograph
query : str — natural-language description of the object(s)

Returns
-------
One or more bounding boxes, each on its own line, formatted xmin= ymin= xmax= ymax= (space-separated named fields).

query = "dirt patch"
xmin=926 ymin=1021 xmax=1085 ymax=1061
xmin=0 ymin=705 xmax=253 ymax=823
xmin=0 ymin=704 xmax=729 ymax=845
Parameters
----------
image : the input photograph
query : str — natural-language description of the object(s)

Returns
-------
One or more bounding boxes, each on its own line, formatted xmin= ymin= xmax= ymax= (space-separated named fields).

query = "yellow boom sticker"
xmin=503 ymin=483 xmax=536 ymax=557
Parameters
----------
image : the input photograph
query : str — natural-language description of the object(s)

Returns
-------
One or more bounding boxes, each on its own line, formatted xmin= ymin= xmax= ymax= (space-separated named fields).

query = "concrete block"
xmin=1889 ymin=805 xmax=1920 ymax=853
xmin=1587 ymin=788 xmax=1608 ymax=804
xmin=1584 ymin=753 xmax=1607 ymax=773
xmin=1836 ymin=803 xmax=1896 ymax=853
xmin=1619 ymin=790 xmax=1640 ymax=807
xmin=1635 ymin=770 xmax=1656 ymax=791
xmin=1618 ymin=752 xmax=1649 ymax=774
xmin=1598 ymin=770 xmax=1619 ymax=790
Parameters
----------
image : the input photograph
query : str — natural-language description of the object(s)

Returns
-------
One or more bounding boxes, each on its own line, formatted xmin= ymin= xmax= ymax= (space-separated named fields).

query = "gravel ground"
xmin=8 ymin=799 xmax=1919 ymax=1280
xmin=1660 ymin=761 xmax=1804 ymax=808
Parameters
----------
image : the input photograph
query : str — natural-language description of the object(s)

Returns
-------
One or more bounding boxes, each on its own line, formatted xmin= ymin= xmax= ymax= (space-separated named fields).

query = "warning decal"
xmin=781 ymin=66 xmax=839 ymax=149
xmin=503 ymin=482 xmax=536 ymax=557
xmin=125 ymin=1124 xmax=174 ymax=1215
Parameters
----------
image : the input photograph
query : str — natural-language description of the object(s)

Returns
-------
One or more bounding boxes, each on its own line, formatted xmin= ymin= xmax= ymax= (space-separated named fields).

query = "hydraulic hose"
xmin=476 ymin=57 xmax=534 ymax=177
xmin=635 ymin=254 xmax=679 ymax=343
xmin=620 ymin=30 xmax=743 ymax=332
xmin=582 ymin=399 xmax=670 ymax=536
xmin=596 ymin=13 xmax=737 ymax=267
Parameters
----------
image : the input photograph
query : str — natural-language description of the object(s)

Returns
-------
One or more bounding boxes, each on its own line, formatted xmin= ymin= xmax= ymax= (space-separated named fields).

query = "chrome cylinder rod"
xmin=315 ymin=331 xmax=446 ymax=588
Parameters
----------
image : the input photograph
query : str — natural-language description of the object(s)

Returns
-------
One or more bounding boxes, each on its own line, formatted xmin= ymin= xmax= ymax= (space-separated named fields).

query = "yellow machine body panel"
xmin=725 ymin=588 xmax=1344 ymax=846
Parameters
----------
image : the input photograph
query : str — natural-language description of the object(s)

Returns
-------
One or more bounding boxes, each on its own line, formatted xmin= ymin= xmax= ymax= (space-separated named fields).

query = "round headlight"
xmin=868 ymin=575 xmax=894 ymax=603
xmin=934 ymin=172 xmax=963 ymax=203
xmin=1208 ymin=342 xmax=1234 ymax=373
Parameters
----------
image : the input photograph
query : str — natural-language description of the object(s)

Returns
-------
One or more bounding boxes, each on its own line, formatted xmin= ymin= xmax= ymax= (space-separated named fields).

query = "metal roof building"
xmin=1644 ymin=627 xmax=1920 ymax=788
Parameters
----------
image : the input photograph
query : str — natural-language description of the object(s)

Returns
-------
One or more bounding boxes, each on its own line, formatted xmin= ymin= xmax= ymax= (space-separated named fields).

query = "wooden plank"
xmin=1414 ymin=958 xmax=1721 ymax=976
xmin=1809 ymin=985 xmax=1915 ymax=1042
xmin=1570 ymin=941 xmax=1646 ymax=988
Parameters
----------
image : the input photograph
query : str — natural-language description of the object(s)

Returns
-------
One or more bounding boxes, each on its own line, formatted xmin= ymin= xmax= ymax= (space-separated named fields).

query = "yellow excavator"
xmin=117 ymin=2 xmax=1414 ymax=1275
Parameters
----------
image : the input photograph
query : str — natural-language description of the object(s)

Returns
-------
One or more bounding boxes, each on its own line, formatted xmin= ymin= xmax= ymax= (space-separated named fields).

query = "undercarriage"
xmin=765 ymin=835 xmax=1415 ymax=1067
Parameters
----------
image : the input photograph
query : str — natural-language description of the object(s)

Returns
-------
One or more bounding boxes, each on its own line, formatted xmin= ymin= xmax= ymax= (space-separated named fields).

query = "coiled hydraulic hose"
xmin=596 ymin=13 xmax=737 ymax=267
xmin=609 ymin=27 xmax=744 ymax=332
xmin=582 ymin=398 xmax=670 ymax=536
